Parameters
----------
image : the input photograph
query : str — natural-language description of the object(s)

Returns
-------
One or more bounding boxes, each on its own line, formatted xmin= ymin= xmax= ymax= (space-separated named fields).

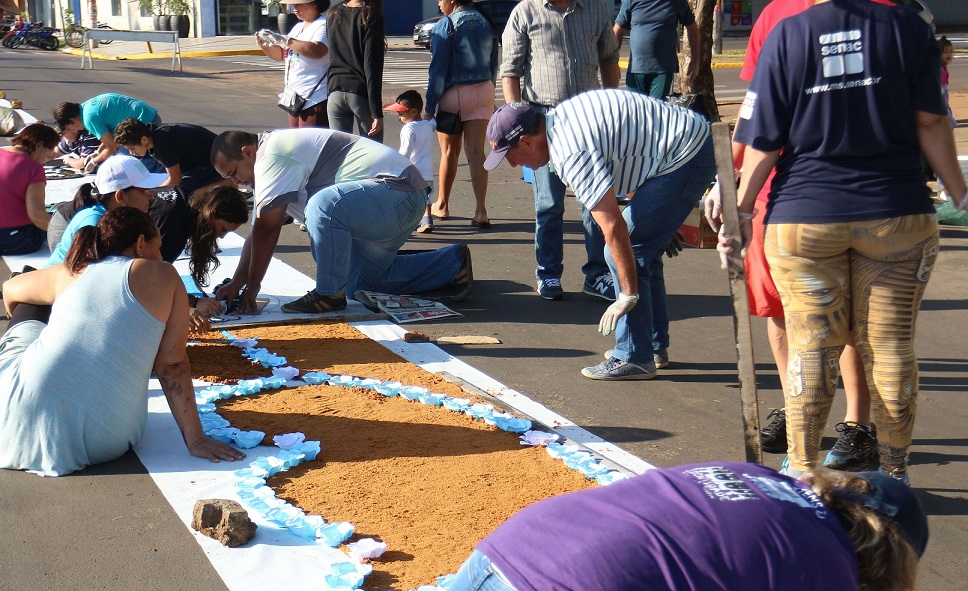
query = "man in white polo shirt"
xmin=485 ymin=89 xmax=715 ymax=380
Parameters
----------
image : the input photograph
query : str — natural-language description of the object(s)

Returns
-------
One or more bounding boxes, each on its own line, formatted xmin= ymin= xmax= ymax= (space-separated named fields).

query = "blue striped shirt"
xmin=546 ymin=89 xmax=710 ymax=209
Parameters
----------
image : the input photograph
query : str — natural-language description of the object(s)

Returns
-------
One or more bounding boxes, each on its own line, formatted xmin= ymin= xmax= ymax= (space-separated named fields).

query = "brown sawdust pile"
xmin=189 ymin=321 xmax=596 ymax=591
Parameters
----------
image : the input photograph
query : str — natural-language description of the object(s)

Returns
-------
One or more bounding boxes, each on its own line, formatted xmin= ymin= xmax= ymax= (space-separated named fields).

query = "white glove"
xmin=82 ymin=155 xmax=96 ymax=174
xmin=703 ymin=180 xmax=723 ymax=232
xmin=716 ymin=211 xmax=755 ymax=270
xmin=599 ymin=292 xmax=639 ymax=336
xmin=956 ymin=191 xmax=968 ymax=211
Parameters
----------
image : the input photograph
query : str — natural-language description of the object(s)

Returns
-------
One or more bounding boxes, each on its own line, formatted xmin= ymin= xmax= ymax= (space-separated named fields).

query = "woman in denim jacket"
xmin=425 ymin=0 xmax=499 ymax=228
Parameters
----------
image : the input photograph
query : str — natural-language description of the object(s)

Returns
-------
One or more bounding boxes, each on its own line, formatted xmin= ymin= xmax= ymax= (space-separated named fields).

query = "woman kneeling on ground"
xmin=0 ymin=207 xmax=246 ymax=476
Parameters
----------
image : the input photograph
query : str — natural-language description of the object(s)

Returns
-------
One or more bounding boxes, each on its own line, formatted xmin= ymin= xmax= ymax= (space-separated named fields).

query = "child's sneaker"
xmin=416 ymin=215 xmax=433 ymax=233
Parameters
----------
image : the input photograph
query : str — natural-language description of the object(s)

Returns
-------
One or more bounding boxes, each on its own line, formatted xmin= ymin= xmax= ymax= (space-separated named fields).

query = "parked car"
xmin=413 ymin=0 xmax=519 ymax=49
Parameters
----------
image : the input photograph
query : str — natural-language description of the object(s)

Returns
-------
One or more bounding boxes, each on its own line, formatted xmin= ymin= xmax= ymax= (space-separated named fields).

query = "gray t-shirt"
xmin=254 ymin=128 xmax=429 ymax=223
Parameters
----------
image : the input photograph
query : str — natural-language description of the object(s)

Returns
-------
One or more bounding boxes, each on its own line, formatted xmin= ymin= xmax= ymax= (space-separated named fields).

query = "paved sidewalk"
xmin=60 ymin=34 xmax=420 ymax=61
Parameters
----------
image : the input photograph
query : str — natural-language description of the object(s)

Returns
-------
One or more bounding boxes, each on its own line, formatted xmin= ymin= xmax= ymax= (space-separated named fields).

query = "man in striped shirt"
xmin=485 ymin=89 xmax=715 ymax=380
xmin=500 ymin=0 xmax=620 ymax=302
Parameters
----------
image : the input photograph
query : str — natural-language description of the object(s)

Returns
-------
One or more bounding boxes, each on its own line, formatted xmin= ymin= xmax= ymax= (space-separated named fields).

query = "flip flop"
xmin=431 ymin=213 xmax=449 ymax=220
xmin=471 ymin=219 xmax=491 ymax=229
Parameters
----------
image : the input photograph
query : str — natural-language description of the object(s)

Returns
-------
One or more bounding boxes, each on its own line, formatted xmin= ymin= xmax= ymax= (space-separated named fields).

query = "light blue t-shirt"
xmin=47 ymin=204 xmax=106 ymax=267
xmin=81 ymin=93 xmax=158 ymax=139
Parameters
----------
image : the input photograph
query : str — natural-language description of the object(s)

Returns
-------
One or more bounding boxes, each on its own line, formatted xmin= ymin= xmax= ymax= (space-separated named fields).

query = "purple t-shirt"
xmin=733 ymin=0 xmax=942 ymax=224
xmin=477 ymin=462 xmax=858 ymax=591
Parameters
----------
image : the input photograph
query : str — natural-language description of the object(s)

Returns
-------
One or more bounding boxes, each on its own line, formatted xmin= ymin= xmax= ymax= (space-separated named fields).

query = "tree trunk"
xmin=680 ymin=0 xmax=721 ymax=122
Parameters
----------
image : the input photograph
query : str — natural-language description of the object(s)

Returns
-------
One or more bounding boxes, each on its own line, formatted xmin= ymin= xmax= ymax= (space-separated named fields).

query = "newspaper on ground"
xmin=355 ymin=291 xmax=462 ymax=323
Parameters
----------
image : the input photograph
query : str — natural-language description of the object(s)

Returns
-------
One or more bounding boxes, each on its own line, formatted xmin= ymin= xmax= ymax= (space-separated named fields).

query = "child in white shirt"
xmin=385 ymin=90 xmax=436 ymax=233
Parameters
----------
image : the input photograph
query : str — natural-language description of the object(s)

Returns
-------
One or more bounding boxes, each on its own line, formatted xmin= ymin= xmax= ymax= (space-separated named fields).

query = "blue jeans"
xmin=625 ymin=74 xmax=671 ymax=351
xmin=606 ymin=136 xmax=716 ymax=365
xmin=0 ymin=223 xmax=45 ymax=255
xmin=303 ymin=180 xmax=463 ymax=295
xmin=529 ymin=105 xmax=608 ymax=283
xmin=327 ymin=90 xmax=384 ymax=144
xmin=451 ymin=550 xmax=518 ymax=591
xmin=650 ymin=253 xmax=669 ymax=351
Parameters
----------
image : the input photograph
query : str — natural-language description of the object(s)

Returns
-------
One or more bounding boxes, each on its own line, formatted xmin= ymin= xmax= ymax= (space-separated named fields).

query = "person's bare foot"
xmin=431 ymin=201 xmax=449 ymax=220
xmin=472 ymin=212 xmax=491 ymax=229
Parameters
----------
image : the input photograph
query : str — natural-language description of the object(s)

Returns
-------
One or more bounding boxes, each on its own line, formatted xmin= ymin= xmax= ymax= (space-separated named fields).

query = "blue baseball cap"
xmin=484 ymin=103 xmax=542 ymax=171
xmin=852 ymin=471 xmax=929 ymax=557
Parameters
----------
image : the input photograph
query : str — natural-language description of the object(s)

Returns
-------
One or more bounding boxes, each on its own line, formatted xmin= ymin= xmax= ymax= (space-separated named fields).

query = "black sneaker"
xmin=760 ymin=408 xmax=788 ymax=454
xmin=824 ymin=422 xmax=879 ymax=471
xmin=281 ymin=290 xmax=347 ymax=314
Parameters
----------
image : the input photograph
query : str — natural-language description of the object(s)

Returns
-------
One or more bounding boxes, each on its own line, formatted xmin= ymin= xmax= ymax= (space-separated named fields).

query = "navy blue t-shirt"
xmin=478 ymin=462 xmax=858 ymax=591
xmin=615 ymin=0 xmax=695 ymax=75
xmin=733 ymin=0 xmax=943 ymax=223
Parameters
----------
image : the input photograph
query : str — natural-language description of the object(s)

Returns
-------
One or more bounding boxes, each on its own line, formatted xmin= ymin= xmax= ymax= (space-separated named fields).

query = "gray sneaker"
xmin=581 ymin=357 xmax=657 ymax=381
xmin=581 ymin=273 xmax=616 ymax=301
xmin=605 ymin=349 xmax=669 ymax=369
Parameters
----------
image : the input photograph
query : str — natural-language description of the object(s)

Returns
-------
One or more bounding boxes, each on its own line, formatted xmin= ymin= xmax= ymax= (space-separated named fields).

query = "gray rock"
xmin=191 ymin=499 xmax=257 ymax=547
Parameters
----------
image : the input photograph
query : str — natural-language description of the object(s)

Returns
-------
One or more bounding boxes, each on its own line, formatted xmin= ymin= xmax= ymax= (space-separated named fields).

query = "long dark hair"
xmin=71 ymin=182 xmax=113 ymax=211
xmin=327 ymin=0 xmax=385 ymax=47
xmin=187 ymin=185 xmax=250 ymax=289
xmin=65 ymin=207 xmax=159 ymax=276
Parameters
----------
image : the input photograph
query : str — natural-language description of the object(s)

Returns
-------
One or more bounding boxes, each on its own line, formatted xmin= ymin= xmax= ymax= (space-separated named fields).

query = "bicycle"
xmin=64 ymin=20 xmax=114 ymax=49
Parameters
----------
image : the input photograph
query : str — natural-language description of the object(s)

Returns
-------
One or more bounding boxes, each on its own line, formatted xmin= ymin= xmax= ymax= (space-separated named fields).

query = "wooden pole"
xmin=711 ymin=122 xmax=763 ymax=464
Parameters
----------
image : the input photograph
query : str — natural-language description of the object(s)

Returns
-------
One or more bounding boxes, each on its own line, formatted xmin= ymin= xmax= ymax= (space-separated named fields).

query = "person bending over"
xmin=114 ymin=118 xmax=227 ymax=193
xmin=452 ymin=462 xmax=927 ymax=591
xmin=210 ymin=129 xmax=472 ymax=315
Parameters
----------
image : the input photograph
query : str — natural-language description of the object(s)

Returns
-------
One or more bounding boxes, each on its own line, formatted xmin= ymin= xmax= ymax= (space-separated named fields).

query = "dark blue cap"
xmin=852 ymin=472 xmax=929 ymax=557
xmin=484 ymin=103 xmax=542 ymax=170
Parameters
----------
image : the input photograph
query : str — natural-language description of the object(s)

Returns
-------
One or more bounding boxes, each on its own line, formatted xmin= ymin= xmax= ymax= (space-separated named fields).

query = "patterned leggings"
xmin=764 ymin=214 xmax=939 ymax=475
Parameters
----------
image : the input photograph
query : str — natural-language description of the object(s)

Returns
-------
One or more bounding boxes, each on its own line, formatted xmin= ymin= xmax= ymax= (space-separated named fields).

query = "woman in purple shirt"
xmin=452 ymin=462 xmax=927 ymax=591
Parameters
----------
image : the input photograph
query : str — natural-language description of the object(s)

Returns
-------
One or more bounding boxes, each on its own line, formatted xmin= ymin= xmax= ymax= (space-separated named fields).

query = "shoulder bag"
xmin=435 ymin=15 xmax=462 ymax=135
xmin=278 ymin=22 xmax=325 ymax=117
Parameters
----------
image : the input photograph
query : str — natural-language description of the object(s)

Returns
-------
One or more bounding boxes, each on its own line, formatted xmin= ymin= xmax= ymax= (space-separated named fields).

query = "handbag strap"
xmin=284 ymin=20 xmax=325 ymax=97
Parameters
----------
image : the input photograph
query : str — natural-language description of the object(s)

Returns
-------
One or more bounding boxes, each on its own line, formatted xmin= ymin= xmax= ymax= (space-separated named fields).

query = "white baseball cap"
xmin=94 ymin=155 xmax=168 ymax=194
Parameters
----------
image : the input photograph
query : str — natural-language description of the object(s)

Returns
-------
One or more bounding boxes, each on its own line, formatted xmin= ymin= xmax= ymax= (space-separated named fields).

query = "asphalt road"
xmin=0 ymin=46 xmax=966 ymax=591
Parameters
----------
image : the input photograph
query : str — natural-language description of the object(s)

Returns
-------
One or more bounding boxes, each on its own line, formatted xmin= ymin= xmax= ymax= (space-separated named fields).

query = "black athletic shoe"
xmin=824 ymin=422 xmax=879 ymax=471
xmin=281 ymin=290 xmax=347 ymax=314
xmin=760 ymin=408 xmax=788 ymax=454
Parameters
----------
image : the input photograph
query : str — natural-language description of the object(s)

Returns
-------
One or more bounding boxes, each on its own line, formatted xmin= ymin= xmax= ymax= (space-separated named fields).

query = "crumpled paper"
xmin=324 ymin=562 xmax=372 ymax=589
xmin=442 ymin=397 xmax=471 ymax=412
xmin=519 ymin=430 xmax=560 ymax=446
xmin=229 ymin=338 xmax=258 ymax=349
xmin=317 ymin=521 xmax=355 ymax=546
xmin=273 ymin=432 xmax=306 ymax=449
xmin=232 ymin=430 xmax=265 ymax=449
xmin=347 ymin=537 xmax=387 ymax=560
xmin=272 ymin=366 xmax=300 ymax=381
